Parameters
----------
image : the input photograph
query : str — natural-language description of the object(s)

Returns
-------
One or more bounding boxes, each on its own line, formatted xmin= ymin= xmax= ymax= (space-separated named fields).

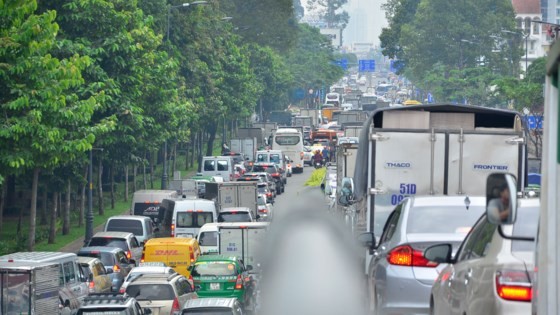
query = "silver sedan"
xmin=362 ymin=196 xmax=486 ymax=315
xmin=428 ymin=197 xmax=539 ymax=315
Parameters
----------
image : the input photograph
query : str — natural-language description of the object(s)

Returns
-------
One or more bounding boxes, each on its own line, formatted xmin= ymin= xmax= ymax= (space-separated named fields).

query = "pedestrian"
xmin=322 ymin=146 xmax=330 ymax=163
xmin=60 ymin=299 xmax=72 ymax=315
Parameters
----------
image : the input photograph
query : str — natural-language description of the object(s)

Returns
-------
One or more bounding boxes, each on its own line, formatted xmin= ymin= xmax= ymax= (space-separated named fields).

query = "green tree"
xmin=0 ymin=0 xmax=106 ymax=249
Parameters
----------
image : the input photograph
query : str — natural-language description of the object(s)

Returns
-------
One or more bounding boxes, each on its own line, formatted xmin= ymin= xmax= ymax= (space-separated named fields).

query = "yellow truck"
xmin=141 ymin=237 xmax=201 ymax=278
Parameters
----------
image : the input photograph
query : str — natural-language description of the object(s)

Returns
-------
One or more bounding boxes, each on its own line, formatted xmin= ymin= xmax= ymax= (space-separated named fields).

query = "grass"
xmin=305 ymin=167 xmax=327 ymax=187
xmin=0 ymin=137 xmax=226 ymax=254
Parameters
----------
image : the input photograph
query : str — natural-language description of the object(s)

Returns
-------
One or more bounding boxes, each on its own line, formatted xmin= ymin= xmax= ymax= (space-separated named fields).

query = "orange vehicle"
xmin=321 ymin=105 xmax=342 ymax=122
xmin=311 ymin=129 xmax=338 ymax=145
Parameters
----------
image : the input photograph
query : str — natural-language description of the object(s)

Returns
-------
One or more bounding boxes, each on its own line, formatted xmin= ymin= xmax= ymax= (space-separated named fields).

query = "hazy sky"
xmin=303 ymin=0 xmax=388 ymax=47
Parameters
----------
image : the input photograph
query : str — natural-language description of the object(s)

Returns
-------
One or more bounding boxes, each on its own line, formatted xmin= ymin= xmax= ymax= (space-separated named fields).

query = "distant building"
xmin=512 ymin=0 xmax=547 ymax=72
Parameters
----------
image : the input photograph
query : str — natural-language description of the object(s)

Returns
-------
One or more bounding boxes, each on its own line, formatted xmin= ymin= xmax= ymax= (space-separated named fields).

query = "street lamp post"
xmin=162 ymin=1 xmax=207 ymax=190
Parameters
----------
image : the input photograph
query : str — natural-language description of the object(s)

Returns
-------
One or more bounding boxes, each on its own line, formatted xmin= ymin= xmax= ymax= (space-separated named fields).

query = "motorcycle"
xmin=314 ymin=160 xmax=323 ymax=169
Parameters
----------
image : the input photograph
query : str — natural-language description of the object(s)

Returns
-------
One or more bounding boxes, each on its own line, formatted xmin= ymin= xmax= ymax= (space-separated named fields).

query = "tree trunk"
xmin=110 ymin=164 xmax=115 ymax=209
xmin=98 ymin=158 xmax=104 ymax=216
xmin=172 ymin=143 xmax=177 ymax=175
xmin=63 ymin=179 xmax=71 ymax=235
xmin=133 ymin=165 xmax=137 ymax=193
xmin=185 ymin=142 xmax=190 ymax=170
xmin=124 ymin=165 xmax=129 ymax=202
xmin=48 ymin=191 xmax=58 ymax=244
xmin=28 ymin=168 xmax=40 ymax=251
xmin=143 ymin=155 xmax=148 ymax=189
xmin=191 ymin=135 xmax=196 ymax=171
xmin=79 ymin=166 xmax=87 ymax=228
xmin=0 ymin=184 xmax=6 ymax=240
xmin=206 ymin=124 xmax=218 ymax=156
xmin=150 ymin=152 xmax=154 ymax=189
xmin=40 ymin=186 xmax=48 ymax=225
xmin=197 ymin=132 xmax=203 ymax=173
xmin=58 ymin=192 xmax=62 ymax=219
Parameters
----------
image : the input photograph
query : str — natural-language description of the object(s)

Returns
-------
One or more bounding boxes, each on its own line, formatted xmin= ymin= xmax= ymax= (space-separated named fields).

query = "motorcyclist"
xmin=313 ymin=150 xmax=323 ymax=166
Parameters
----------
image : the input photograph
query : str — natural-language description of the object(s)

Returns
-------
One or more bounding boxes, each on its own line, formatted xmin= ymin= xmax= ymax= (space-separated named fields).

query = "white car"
xmin=119 ymin=262 xmax=177 ymax=294
xmin=428 ymin=198 xmax=539 ymax=315
xmin=302 ymin=146 xmax=314 ymax=166
xmin=257 ymin=194 xmax=273 ymax=221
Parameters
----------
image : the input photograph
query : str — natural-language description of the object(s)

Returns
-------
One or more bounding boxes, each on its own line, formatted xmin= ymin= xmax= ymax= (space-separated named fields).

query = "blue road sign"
xmin=359 ymin=59 xmax=375 ymax=72
xmin=390 ymin=60 xmax=404 ymax=73
xmin=334 ymin=59 xmax=348 ymax=70
xmin=525 ymin=115 xmax=543 ymax=130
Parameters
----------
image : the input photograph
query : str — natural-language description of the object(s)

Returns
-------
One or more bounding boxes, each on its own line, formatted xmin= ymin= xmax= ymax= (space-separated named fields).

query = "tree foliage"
xmin=306 ymin=0 xmax=349 ymax=29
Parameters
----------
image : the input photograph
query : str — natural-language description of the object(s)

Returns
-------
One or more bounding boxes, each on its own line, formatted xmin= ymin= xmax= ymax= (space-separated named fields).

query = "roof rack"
xmin=128 ymin=272 xmax=179 ymax=284
xmin=83 ymin=293 xmax=129 ymax=304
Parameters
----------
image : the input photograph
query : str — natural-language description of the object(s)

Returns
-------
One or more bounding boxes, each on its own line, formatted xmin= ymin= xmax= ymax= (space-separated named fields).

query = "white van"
xmin=201 ymin=156 xmax=236 ymax=182
xmin=255 ymin=149 xmax=289 ymax=182
xmin=104 ymin=215 xmax=155 ymax=244
xmin=160 ymin=198 xmax=217 ymax=238
xmin=0 ymin=252 xmax=88 ymax=311
xmin=197 ymin=223 xmax=219 ymax=255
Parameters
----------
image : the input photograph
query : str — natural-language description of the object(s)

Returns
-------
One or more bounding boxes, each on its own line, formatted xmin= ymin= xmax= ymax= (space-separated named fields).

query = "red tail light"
xmin=119 ymin=286 xmax=125 ymax=294
xmin=272 ymin=173 xmax=280 ymax=177
xmin=126 ymin=250 xmax=131 ymax=259
xmin=387 ymin=245 xmax=438 ymax=267
xmin=140 ymin=251 xmax=145 ymax=263
xmin=495 ymin=270 xmax=532 ymax=302
xmin=190 ymin=251 xmax=195 ymax=263
xmin=113 ymin=264 xmax=120 ymax=272
xmin=259 ymin=209 xmax=268 ymax=213
xmin=171 ymin=297 xmax=180 ymax=314
xmin=171 ymin=224 xmax=175 ymax=237
xmin=235 ymin=275 xmax=243 ymax=290
xmin=89 ymin=280 xmax=95 ymax=290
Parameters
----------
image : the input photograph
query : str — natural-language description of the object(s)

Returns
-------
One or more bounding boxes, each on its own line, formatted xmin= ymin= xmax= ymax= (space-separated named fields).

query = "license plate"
xmin=210 ymin=283 xmax=220 ymax=290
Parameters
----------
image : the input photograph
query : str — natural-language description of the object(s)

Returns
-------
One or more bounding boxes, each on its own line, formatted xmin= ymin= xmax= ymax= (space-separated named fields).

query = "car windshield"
xmin=88 ymin=238 xmax=128 ymax=251
xmin=78 ymin=252 xmax=114 ymax=268
xmin=199 ymin=231 xmax=218 ymax=247
xmin=270 ymin=154 xmax=281 ymax=163
xmin=257 ymin=186 xmax=267 ymax=194
xmin=176 ymin=212 xmax=214 ymax=228
xmin=512 ymin=206 xmax=540 ymax=252
xmin=275 ymin=135 xmax=300 ymax=145
xmin=406 ymin=205 xmax=485 ymax=235
xmin=126 ymin=284 xmax=175 ymax=301
xmin=106 ymin=219 xmax=144 ymax=236
xmin=191 ymin=262 xmax=237 ymax=277
xmin=218 ymin=212 xmax=252 ymax=223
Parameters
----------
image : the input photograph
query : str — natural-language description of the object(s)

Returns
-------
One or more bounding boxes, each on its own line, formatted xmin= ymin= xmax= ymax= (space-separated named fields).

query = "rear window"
xmin=252 ymin=165 xmax=274 ymax=174
xmin=270 ymin=154 xmax=281 ymax=164
xmin=78 ymin=252 xmax=114 ymax=268
xmin=218 ymin=212 xmax=252 ymax=223
xmin=126 ymin=284 xmax=175 ymax=301
xmin=183 ymin=310 xmax=234 ymax=315
xmin=106 ymin=219 xmax=144 ymax=236
xmin=88 ymin=237 xmax=129 ymax=251
xmin=275 ymin=135 xmax=300 ymax=145
xmin=192 ymin=262 xmax=237 ymax=277
xmin=406 ymin=205 xmax=485 ymax=234
xmin=199 ymin=231 xmax=218 ymax=247
xmin=176 ymin=212 xmax=214 ymax=228
xmin=78 ymin=310 xmax=129 ymax=315
xmin=512 ymin=206 xmax=539 ymax=252
xmin=204 ymin=160 xmax=216 ymax=171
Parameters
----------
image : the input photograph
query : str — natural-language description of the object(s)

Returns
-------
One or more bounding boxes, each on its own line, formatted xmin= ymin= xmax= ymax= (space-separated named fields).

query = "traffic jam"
xmin=0 ymin=76 xmax=543 ymax=315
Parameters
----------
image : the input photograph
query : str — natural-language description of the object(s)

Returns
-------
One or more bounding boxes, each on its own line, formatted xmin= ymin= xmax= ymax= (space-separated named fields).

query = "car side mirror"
xmin=194 ymin=285 xmax=201 ymax=291
xmin=357 ymin=232 xmax=376 ymax=254
xmin=153 ymin=227 xmax=160 ymax=233
xmin=144 ymin=309 xmax=153 ymax=315
xmin=424 ymin=244 xmax=453 ymax=263
xmin=107 ymin=268 xmax=114 ymax=274
xmin=88 ymin=274 xmax=94 ymax=282
xmin=486 ymin=173 xmax=518 ymax=225
xmin=129 ymin=259 xmax=136 ymax=266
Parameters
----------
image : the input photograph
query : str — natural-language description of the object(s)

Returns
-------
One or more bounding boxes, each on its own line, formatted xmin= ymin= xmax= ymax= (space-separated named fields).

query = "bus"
xmin=272 ymin=128 xmax=304 ymax=174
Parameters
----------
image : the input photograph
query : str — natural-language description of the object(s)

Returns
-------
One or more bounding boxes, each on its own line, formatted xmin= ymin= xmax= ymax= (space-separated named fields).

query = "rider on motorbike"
xmin=313 ymin=150 xmax=323 ymax=166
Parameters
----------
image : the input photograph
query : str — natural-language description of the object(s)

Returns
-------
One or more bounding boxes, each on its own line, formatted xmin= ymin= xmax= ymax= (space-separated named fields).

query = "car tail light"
xmin=88 ymin=280 xmax=95 ymax=292
xmin=140 ymin=251 xmax=145 ymax=263
xmin=171 ymin=224 xmax=175 ymax=237
xmin=190 ymin=251 xmax=195 ymax=263
xmin=113 ymin=264 xmax=120 ymax=272
xmin=387 ymin=245 xmax=438 ymax=267
xmin=170 ymin=297 xmax=180 ymax=314
xmin=126 ymin=250 xmax=132 ymax=259
xmin=272 ymin=173 xmax=280 ymax=177
xmin=495 ymin=270 xmax=532 ymax=302
xmin=259 ymin=209 xmax=268 ymax=213
xmin=235 ymin=275 xmax=243 ymax=290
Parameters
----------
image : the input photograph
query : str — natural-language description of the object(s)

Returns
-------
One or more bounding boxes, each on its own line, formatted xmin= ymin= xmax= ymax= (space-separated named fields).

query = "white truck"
xmin=204 ymin=182 xmax=258 ymax=218
xmin=0 ymin=261 xmax=61 ymax=314
xmin=237 ymin=128 xmax=265 ymax=147
xmin=532 ymin=41 xmax=560 ymax=314
xmin=252 ymin=122 xmax=278 ymax=141
xmin=230 ymin=137 xmax=257 ymax=161
xmin=218 ymin=222 xmax=269 ymax=272
xmin=347 ymin=104 xmax=526 ymax=273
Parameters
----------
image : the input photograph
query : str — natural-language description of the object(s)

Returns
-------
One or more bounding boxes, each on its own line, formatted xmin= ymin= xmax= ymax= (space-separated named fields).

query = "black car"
xmin=251 ymin=163 xmax=285 ymax=194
